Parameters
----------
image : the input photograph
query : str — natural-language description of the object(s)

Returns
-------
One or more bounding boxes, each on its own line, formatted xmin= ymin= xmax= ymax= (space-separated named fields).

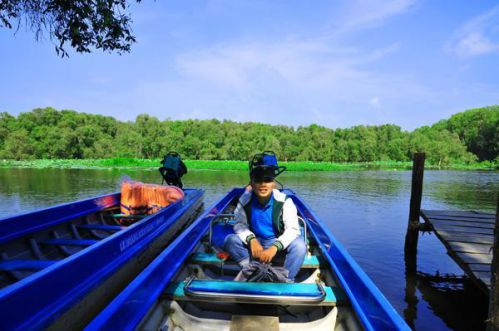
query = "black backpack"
xmin=160 ymin=152 xmax=187 ymax=188
xmin=162 ymin=152 xmax=182 ymax=176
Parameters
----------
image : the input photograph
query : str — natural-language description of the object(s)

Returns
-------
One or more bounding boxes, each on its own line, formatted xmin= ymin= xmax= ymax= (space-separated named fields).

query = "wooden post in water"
xmin=487 ymin=194 xmax=499 ymax=331
xmin=403 ymin=153 xmax=425 ymax=329
xmin=404 ymin=152 xmax=425 ymax=258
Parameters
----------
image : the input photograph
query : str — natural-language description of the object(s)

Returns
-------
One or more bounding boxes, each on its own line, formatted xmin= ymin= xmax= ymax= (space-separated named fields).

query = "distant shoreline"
xmin=0 ymin=158 xmax=496 ymax=171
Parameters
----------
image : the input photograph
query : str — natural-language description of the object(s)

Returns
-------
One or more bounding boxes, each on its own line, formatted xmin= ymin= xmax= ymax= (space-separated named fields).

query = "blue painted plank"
xmin=0 ymin=260 xmax=56 ymax=271
xmin=77 ymin=224 xmax=123 ymax=232
xmin=188 ymin=280 xmax=323 ymax=296
xmin=167 ymin=280 xmax=335 ymax=302
xmin=40 ymin=239 xmax=99 ymax=247
xmin=190 ymin=252 xmax=320 ymax=268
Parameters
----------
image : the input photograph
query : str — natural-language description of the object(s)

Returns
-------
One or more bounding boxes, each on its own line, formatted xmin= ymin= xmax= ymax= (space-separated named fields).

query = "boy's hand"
xmin=250 ymin=239 xmax=264 ymax=258
xmin=259 ymin=246 xmax=278 ymax=263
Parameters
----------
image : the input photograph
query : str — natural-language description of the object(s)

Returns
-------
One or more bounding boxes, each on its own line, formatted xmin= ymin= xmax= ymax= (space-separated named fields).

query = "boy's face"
xmin=251 ymin=179 xmax=275 ymax=200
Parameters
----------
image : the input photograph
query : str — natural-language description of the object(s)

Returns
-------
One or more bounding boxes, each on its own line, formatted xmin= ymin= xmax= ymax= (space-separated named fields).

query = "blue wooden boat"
xmin=0 ymin=188 xmax=204 ymax=331
xmin=86 ymin=188 xmax=409 ymax=331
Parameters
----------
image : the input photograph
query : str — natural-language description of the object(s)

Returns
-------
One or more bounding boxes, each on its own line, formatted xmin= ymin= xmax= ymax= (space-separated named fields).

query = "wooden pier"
xmin=404 ymin=152 xmax=499 ymax=330
xmin=420 ymin=209 xmax=495 ymax=294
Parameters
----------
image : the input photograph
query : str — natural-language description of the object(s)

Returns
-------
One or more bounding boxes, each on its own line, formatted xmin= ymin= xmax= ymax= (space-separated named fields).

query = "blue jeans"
xmin=223 ymin=234 xmax=307 ymax=281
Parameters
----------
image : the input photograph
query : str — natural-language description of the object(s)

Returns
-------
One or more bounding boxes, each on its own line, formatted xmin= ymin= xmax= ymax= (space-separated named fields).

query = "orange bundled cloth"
xmin=120 ymin=180 xmax=184 ymax=218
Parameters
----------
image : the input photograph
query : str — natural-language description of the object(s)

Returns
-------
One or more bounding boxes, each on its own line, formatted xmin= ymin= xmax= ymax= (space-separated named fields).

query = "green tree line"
xmin=0 ymin=106 xmax=497 ymax=166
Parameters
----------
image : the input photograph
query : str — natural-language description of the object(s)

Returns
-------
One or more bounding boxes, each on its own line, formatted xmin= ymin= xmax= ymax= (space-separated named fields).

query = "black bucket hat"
xmin=249 ymin=151 xmax=286 ymax=181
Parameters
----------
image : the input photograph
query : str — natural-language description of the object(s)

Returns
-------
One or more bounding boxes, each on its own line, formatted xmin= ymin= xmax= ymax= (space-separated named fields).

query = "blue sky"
xmin=1 ymin=0 xmax=498 ymax=130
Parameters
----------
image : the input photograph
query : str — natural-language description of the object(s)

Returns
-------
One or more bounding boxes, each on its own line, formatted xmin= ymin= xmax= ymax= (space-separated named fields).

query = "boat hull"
xmin=0 ymin=188 xmax=204 ymax=331
xmin=85 ymin=188 xmax=409 ymax=331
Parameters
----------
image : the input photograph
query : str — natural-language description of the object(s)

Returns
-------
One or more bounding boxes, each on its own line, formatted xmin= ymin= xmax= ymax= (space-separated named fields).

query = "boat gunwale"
xmin=85 ymin=188 xmax=240 ymax=331
xmin=86 ymin=187 xmax=409 ymax=331
xmin=0 ymin=192 xmax=121 ymax=244
xmin=287 ymin=189 xmax=410 ymax=331
xmin=0 ymin=188 xmax=204 ymax=331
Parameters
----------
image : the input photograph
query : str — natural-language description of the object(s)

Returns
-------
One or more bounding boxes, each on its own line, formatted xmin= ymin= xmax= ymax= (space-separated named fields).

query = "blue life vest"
xmin=243 ymin=195 xmax=289 ymax=236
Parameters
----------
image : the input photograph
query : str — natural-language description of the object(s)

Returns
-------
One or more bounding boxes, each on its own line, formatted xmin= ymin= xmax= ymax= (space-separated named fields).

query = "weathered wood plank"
xmin=422 ymin=210 xmax=494 ymax=219
xmin=428 ymin=217 xmax=494 ymax=228
xmin=436 ymin=226 xmax=493 ymax=236
xmin=436 ymin=230 xmax=493 ymax=245
xmin=444 ymin=251 xmax=489 ymax=293
xmin=419 ymin=209 xmax=496 ymax=295
xmin=425 ymin=212 xmax=494 ymax=219
xmin=448 ymin=242 xmax=493 ymax=254
xmin=469 ymin=263 xmax=492 ymax=272
xmin=432 ymin=223 xmax=494 ymax=235
xmin=455 ymin=251 xmax=492 ymax=264
xmin=474 ymin=271 xmax=492 ymax=287
xmin=430 ymin=217 xmax=496 ymax=227
xmin=483 ymin=278 xmax=491 ymax=287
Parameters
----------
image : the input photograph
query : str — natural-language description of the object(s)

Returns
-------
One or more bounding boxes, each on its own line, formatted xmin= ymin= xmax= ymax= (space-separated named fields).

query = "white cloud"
xmin=55 ymin=0 xmax=423 ymax=127
xmin=370 ymin=97 xmax=380 ymax=107
xmin=337 ymin=0 xmax=417 ymax=31
xmin=124 ymin=0 xmax=457 ymax=129
xmin=174 ymin=40 xmax=401 ymax=95
xmin=449 ymin=6 xmax=499 ymax=57
xmin=128 ymin=36 xmax=433 ymax=129
xmin=456 ymin=33 xmax=498 ymax=56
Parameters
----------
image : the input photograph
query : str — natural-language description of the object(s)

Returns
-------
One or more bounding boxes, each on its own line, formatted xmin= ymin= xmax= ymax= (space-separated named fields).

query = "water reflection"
xmin=404 ymin=228 xmax=419 ymax=330
xmin=424 ymin=171 xmax=498 ymax=211
xmin=0 ymin=168 xmax=498 ymax=330
xmin=409 ymin=271 xmax=488 ymax=330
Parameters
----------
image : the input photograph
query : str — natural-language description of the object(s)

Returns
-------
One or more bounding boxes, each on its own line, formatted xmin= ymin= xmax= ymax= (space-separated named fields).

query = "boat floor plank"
xmin=231 ymin=315 xmax=279 ymax=331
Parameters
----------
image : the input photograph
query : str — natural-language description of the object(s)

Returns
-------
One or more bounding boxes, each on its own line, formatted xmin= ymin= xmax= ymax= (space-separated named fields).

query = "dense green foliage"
xmin=0 ymin=0 xmax=139 ymax=57
xmin=0 ymin=106 xmax=497 ymax=167
xmin=1 ymin=159 xmax=494 ymax=171
xmin=431 ymin=106 xmax=498 ymax=161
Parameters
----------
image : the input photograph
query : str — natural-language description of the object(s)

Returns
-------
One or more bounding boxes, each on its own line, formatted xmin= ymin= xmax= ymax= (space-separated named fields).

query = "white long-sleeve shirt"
xmin=233 ymin=189 xmax=301 ymax=250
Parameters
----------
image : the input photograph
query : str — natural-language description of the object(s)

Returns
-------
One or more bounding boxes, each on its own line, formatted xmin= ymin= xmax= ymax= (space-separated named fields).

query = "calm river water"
xmin=0 ymin=168 xmax=498 ymax=330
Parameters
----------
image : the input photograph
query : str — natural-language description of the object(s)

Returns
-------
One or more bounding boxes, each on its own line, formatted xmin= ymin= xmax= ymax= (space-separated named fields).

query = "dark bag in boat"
xmin=235 ymin=261 xmax=290 ymax=283
xmin=159 ymin=151 xmax=187 ymax=188
xmin=163 ymin=152 xmax=181 ymax=174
